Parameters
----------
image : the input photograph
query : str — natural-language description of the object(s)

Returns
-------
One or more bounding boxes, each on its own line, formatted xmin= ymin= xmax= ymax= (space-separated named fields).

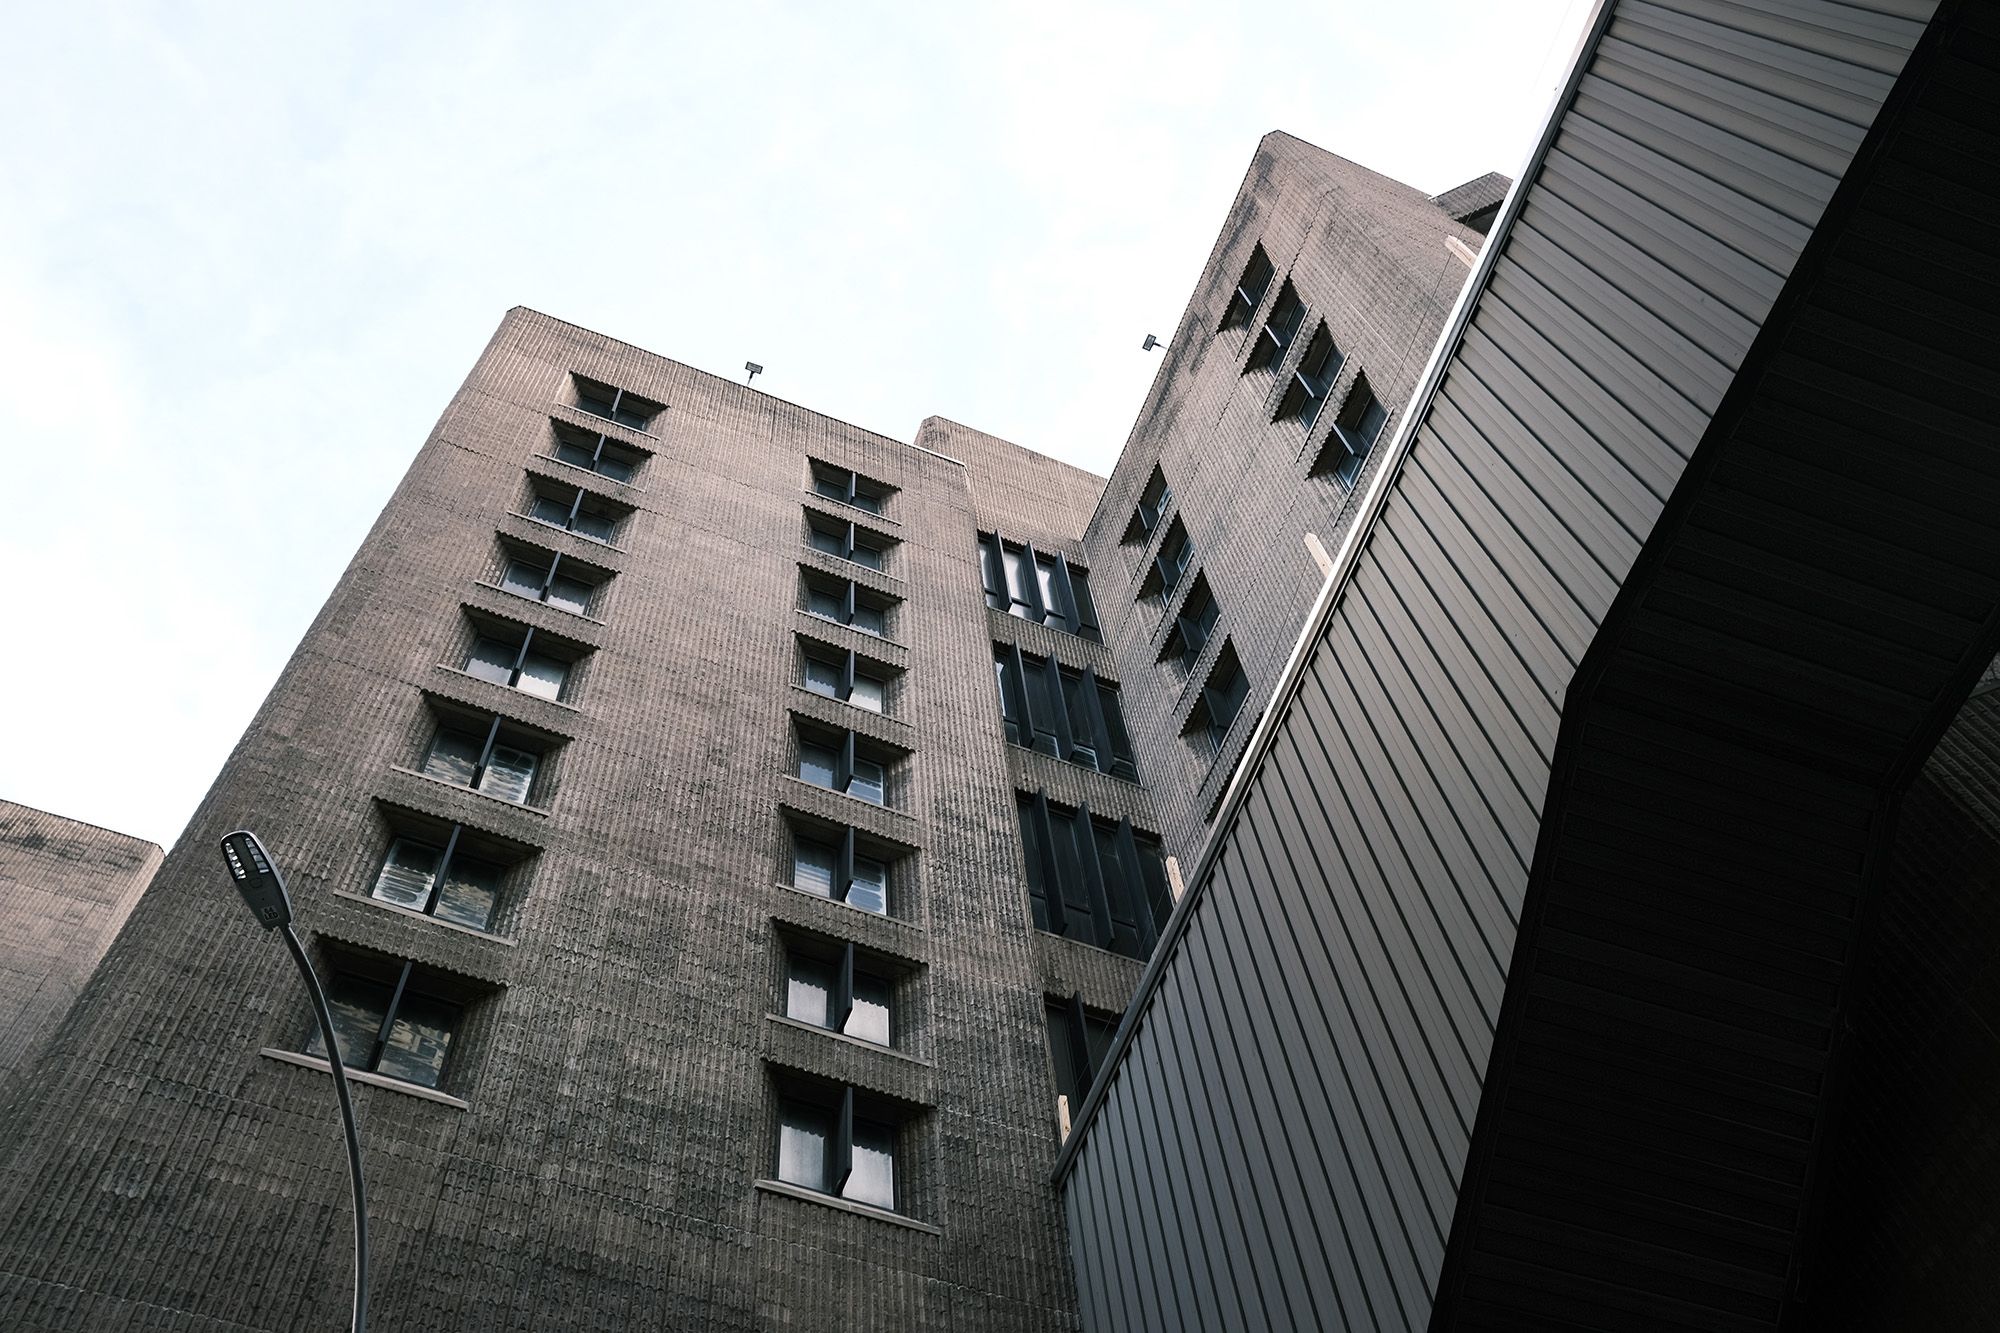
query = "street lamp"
xmin=220 ymin=830 xmax=369 ymax=1333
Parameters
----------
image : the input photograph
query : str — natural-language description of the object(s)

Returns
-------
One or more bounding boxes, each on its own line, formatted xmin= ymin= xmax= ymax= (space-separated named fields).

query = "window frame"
xmin=809 ymin=461 xmax=890 ymax=515
xmin=572 ymin=375 xmax=662 ymax=431
xmin=1315 ymin=375 xmax=1389 ymax=488
xmin=802 ymin=645 xmax=889 ymax=714
xmin=803 ymin=572 xmax=893 ymax=639
xmin=1246 ymin=279 xmax=1305 ymax=372
xmin=1278 ymin=323 xmax=1345 ymax=426
xmin=302 ymin=955 xmax=465 ymax=1091
xmin=419 ymin=712 xmax=544 ymax=806
xmin=796 ymin=725 xmax=891 ymax=806
xmin=1016 ymin=791 xmax=1171 ymax=960
xmin=1219 ymin=244 xmax=1275 ymax=332
xmin=782 ymin=938 xmax=895 ymax=1048
xmin=551 ymin=421 xmax=646 ymax=485
xmin=977 ymin=533 xmax=1101 ymax=642
xmin=790 ymin=825 xmax=891 ymax=916
xmin=993 ymin=643 xmax=1137 ymax=780
xmin=775 ymin=1084 xmax=899 ymax=1212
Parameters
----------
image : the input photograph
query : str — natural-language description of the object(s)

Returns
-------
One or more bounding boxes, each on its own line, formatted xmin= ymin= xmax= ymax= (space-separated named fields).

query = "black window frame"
xmin=774 ymin=1083 xmax=900 ymax=1212
xmin=1219 ymin=244 xmax=1275 ymax=332
xmin=789 ymin=824 xmax=892 ymax=916
xmin=805 ymin=511 xmax=890 ymax=572
xmin=802 ymin=572 xmax=894 ymax=639
xmin=1141 ymin=517 xmax=1194 ymax=604
xmin=994 ymin=643 xmax=1137 ymax=780
xmin=782 ymin=937 xmax=895 ymax=1048
xmin=1278 ymin=322 xmax=1345 ymax=427
xmin=977 ymin=533 xmax=1102 ymax=642
xmin=462 ymin=622 xmax=578 ymax=703
xmin=1187 ymin=642 xmax=1251 ymax=756
xmin=1246 ymin=279 xmax=1305 ymax=372
xmin=1045 ymin=993 xmax=1118 ymax=1112
xmin=1122 ymin=465 xmax=1174 ymax=545
xmin=1161 ymin=574 xmax=1219 ymax=676
xmin=801 ymin=644 xmax=889 ymax=714
xmin=1016 ymin=791 xmax=1171 ymax=961
xmin=419 ymin=710 xmax=546 ymax=806
xmin=302 ymin=954 xmax=465 ymax=1092
xmin=572 ymin=375 xmax=662 ymax=431
xmin=369 ymin=821 xmax=514 ymax=934
xmin=809 ymin=461 xmax=890 ymax=515
xmin=1314 ymin=374 xmax=1389 ymax=488
xmin=550 ymin=420 xmax=646 ymax=485
xmin=795 ymin=724 xmax=892 ymax=807
xmin=497 ymin=546 xmax=603 ymax=617
xmin=526 ymin=478 xmax=625 ymax=546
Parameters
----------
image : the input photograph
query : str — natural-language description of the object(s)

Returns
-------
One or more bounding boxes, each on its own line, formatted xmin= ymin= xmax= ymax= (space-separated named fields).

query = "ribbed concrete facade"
xmin=1083 ymin=133 xmax=1487 ymax=867
xmin=0 ymin=802 xmax=160 ymax=1095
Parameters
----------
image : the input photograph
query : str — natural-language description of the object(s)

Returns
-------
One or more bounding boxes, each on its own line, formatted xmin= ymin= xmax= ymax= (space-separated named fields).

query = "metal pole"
xmin=279 ymin=922 xmax=369 ymax=1333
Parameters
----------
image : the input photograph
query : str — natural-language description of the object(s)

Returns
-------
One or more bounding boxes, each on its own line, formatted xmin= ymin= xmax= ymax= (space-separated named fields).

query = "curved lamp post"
xmin=220 ymin=830 xmax=369 ymax=1333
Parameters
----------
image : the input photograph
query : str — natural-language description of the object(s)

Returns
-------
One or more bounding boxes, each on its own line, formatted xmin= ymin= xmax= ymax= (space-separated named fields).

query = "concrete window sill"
xmin=259 ymin=1048 xmax=470 ymax=1110
xmin=752 ymin=1179 xmax=940 ymax=1234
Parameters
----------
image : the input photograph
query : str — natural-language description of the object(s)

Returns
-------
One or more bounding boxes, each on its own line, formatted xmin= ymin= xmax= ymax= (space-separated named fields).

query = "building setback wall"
xmin=1082 ymin=132 xmax=1484 ymax=870
xmin=0 ymin=308 xmax=1154 ymax=1332
xmin=1055 ymin=2 xmax=1935 ymax=1329
xmin=0 ymin=802 xmax=160 ymax=1095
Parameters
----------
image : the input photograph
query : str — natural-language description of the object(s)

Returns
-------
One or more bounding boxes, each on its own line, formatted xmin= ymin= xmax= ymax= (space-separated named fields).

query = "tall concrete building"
xmin=0 ymin=802 xmax=160 ymax=1096
xmin=9 ymin=1 xmax=1994 ymax=1328
xmin=0 ymin=132 xmax=1484 ymax=1330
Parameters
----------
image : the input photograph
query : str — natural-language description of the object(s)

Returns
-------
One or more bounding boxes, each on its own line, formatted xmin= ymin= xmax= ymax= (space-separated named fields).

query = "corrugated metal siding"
xmin=1057 ymin=1 xmax=1935 ymax=1329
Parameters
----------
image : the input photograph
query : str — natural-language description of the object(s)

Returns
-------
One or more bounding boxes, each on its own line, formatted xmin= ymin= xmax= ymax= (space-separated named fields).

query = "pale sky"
xmin=0 ymin=0 xmax=1589 ymax=849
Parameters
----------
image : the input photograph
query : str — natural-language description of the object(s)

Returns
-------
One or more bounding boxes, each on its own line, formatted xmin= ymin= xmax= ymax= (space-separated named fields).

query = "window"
xmin=498 ymin=549 xmax=599 ymax=616
xmin=1246 ymin=280 xmax=1305 ymax=372
xmin=994 ymin=644 xmax=1137 ymax=779
xmin=776 ymin=1086 xmax=898 ymax=1211
xmin=1017 ymin=791 xmax=1171 ymax=961
xmin=303 ymin=955 xmax=462 ymax=1090
xmin=802 ymin=645 xmax=888 ymax=713
xmin=1220 ymin=244 xmax=1275 ymax=332
xmin=977 ymin=533 xmax=1101 ymax=641
xmin=371 ymin=831 xmax=507 ymax=931
xmin=572 ymin=375 xmax=661 ymax=431
xmin=1139 ymin=518 xmax=1194 ymax=604
xmin=806 ymin=512 xmax=889 ymax=572
xmin=797 ymin=726 xmax=889 ymax=806
xmin=803 ymin=573 xmax=893 ymax=638
xmin=1187 ymin=643 xmax=1251 ymax=756
xmin=784 ymin=940 xmax=893 ymax=1047
xmin=527 ymin=479 xmax=624 ymax=545
xmin=1161 ymin=575 xmax=1219 ymax=677
xmin=551 ymin=422 xmax=644 ymax=484
xmin=1278 ymin=323 xmax=1344 ymax=427
xmin=810 ymin=461 xmax=889 ymax=515
xmin=1046 ymin=995 xmax=1117 ymax=1113
xmin=463 ymin=625 xmax=573 ymax=701
xmin=421 ymin=714 xmax=543 ymax=805
xmin=1313 ymin=375 xmax=1389 ymax=488
xmin=1122 ymin=466 xmax=1173 ymax=545
xmin=791 ymin=826 xmax=890 ymax=916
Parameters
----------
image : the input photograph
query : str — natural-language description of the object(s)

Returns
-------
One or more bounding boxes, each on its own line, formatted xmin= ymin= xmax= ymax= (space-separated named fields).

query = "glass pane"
xmin=372 ymin=840 xmax=439 ymax=911
xmin=814 ymin=472 xmax=847 ymax=502
xmin=516 ymin=652 xmax=566 ymax=700
xmin=844 ymin=1118 xmax=895 ymax=1209
xmin=786 ymin=955 xmax=834 ymax=1028
xmin=849 ymin=673 xmax=885 ymax=713
xmin=529 ymin=495 xmax=571 ymax=527
xmin=571 ymin=509 xmax=616 ymax=543
xmin=555 ymin=440 xmax=596 ymax=470
xmin=547 ymin=575 xmax=592 ymax=614
xmin=421 ymin=730 xmax=482 ymax=787
xmin=434 ymin=856 xmax=502 ymax=931
xmin=1002 ymin=546 xmax=1034 ymax=618
xmin=373 ymin=991 xmax=457 ymax=1089
xmin=850 ymin=602 xmax=884 ymax=637
xmin=1100 ymin=686 xmax=1136 ymax=778
xmin=1035 ymin=556 xmax=1062 ymax=626
xmin=803 ymin=657 xmax=842 ymax=699
xmin=465 ymin=637 xmax=516 ymax=685
xmin=846 ymin=972 xmax=891 ymax=1046
xmin=1063 ymin=671 xmax=1100 ymax=768
xmin=1018 ymin=800 xmax=1050 ymax=931
xmin=979 ymin=537 xmax=1007 ymax=610
xmin=1022 ymin=658 xmax=1060 ymax=757
xmin=799 ymin=743 xmax=839 ymax=790
xmin=304 ymin=974 xmax=392 ymax=1069
xmin=577 ymin=385 xmax=617 ymax=418
xmin=848 ymin=757 xmax=885 ymax=805
xmin=612 ymin=404 xmax=648 ymax=429
xmin=777 ymin=1100 xmax=831 ymax=1192
xmin=849 ymin=542 xmax=884 ymax=572
xmin=792 ymin=838 xmax=835 ymax=897
xmin=995 ymin=657 xmax=1021 ymax=743
xmin=847 ymin=488 xmax=881 ymax=515
xmin=849 ymin=855 xmax=887 ymax=915
xmin=594 ymin=453 xmax=635 ymax=484
xmin=478 ymin=744 xmax=537 ymax=804
xmin=808 ymin=524 xmax=844 ymax=556
xmin=501 ymin=559 xmax=547 ymax=598
xmin=807 ymin=587 xmax=842 ymax=621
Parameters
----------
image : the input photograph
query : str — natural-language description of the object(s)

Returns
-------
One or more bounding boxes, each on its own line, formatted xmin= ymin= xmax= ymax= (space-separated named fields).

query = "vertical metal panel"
xmin=1058 ymin=1 xmax=1936 ymax=1328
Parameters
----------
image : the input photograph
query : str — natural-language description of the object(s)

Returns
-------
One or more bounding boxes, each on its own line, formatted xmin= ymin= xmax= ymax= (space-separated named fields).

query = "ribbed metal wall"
xmin=1056 ymin=2 xmax=1936 ymax=1329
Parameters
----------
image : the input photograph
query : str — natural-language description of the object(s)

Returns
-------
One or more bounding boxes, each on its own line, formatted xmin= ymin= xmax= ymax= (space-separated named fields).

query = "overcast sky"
xmin=1 ymin=0 xmax=1588 ymax=849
